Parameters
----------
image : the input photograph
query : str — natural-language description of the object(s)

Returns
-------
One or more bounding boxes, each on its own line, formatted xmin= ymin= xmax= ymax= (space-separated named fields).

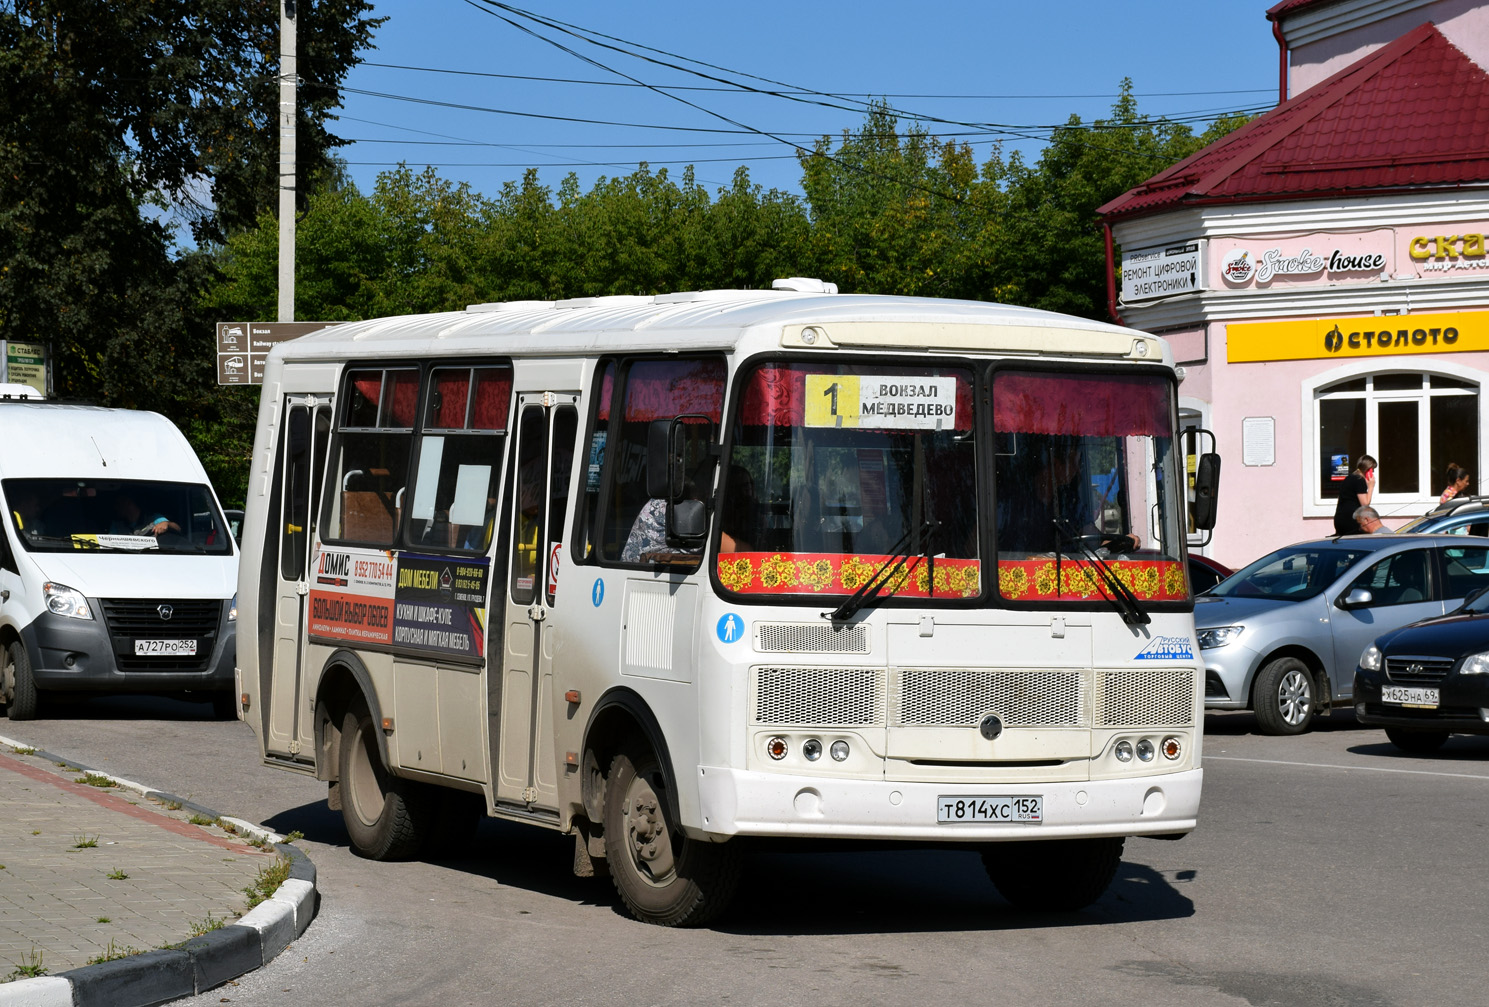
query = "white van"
xmin=0 ymin=402 xmax=239 ymax=720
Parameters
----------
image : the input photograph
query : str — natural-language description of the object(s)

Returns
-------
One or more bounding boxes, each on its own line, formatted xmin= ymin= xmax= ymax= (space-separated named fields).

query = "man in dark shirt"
xmin=1333 ymin=454 xmax=1377 ymax=536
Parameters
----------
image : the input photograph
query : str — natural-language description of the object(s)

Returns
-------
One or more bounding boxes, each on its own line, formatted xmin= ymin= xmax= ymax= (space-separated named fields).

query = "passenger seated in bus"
xmin=718 ymin=465 xmax=757 ymax=553
xmin=996 ymin=438 xmax=1138 ymax=556
xmin=622 ymin=480 xmax=704 ymax=563
xmin=111 ymin=493 xmax=180 ymax=537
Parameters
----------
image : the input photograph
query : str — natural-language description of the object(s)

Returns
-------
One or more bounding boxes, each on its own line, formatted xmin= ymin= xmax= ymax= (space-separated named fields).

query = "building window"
xmin=1314 ymin=372 xmax=1478 ymax=508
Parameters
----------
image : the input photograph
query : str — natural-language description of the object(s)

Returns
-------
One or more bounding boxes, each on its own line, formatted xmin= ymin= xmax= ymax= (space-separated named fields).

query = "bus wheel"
xmin=602 ymin=749 xmax=740 ymax=927
xmin=982 ymin=837 xmax=1124 ymax=911
xmin=338 ymin=700 xmax=431 ymax=860
xmin=3 ymin=641 xmax=40 ymax=721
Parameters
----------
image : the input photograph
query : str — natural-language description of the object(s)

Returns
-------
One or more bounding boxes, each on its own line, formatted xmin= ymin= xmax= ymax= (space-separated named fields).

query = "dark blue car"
xmin=1355 ymin=585 xmax=1489 ymax=753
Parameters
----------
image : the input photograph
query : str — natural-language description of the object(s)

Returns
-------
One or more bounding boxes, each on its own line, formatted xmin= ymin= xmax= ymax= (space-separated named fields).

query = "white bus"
xmin=238 ymin=281 xmax=1218 ymax=926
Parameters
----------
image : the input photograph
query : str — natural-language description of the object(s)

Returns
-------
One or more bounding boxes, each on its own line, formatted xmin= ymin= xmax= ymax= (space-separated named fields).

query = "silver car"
xmin=1195 ymin=534 xmax=1489 ymax=734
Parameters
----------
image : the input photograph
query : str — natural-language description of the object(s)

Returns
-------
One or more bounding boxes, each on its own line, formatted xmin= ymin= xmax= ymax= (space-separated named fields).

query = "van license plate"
xmin=1382 ymin=685 xmax=1438 ymax=708
xmin=134 ymin=640 xmax=197 ymax=657
xmin=937 ymin=796 xmax=1042 ymax=823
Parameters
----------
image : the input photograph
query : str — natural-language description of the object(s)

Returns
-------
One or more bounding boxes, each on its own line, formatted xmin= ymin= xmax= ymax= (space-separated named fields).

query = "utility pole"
xmin=277 ymin=1 xmax=297 ymax=323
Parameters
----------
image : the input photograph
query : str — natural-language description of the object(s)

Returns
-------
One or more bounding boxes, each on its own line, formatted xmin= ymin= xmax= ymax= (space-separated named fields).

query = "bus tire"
xmin=602 ymin=748 xmax=740 ymax=927
xmin=3 ymin=640 xmax=40 ymax=721
xmin=338 ymin=700 xmax=431 ymax=860
xmin=1384 ymin=727 xmax=1449 ymax=754
xmin=982 ymin=837 xmax=1124 ymax=911
xmin=1252 ymin=657 xmax=1315 ymax=735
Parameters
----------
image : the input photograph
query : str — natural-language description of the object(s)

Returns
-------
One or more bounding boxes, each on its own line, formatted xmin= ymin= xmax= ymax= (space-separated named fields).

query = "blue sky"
xmin=328 ymin=1 xmax=1282 ymax=201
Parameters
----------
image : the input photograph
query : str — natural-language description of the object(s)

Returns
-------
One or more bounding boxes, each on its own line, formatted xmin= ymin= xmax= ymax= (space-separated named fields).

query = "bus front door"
xmin=496 ymin=394 xmax=579 ymax=811
xmin=267 ymin=396 xmax=332 ymax=760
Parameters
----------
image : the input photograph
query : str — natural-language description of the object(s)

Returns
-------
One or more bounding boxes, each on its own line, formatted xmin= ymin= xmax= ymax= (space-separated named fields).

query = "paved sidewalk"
xmin=0 ymin=748 xmax=273 ymax=979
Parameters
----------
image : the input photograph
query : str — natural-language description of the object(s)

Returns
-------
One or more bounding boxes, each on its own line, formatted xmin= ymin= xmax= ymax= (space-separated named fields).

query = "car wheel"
xmin=602 ymin=747 xmax=741 ymax=927
xmin=982 ymin=837 xmax=1125 ymax=911
xmin=338 ymin=698 xmax=432 ymax=860
xmin=3 ymin=640 xmax=40 ymax=721
xmin=1384 ymin=727 xmax=1449 ymax=754
xmin=1253 ymin=657 xmax=1315 ymax=735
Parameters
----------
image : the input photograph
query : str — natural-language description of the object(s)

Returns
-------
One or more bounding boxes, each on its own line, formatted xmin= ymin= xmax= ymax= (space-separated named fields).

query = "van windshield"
xmin=3 ymin=479 xmax=233 ymax=555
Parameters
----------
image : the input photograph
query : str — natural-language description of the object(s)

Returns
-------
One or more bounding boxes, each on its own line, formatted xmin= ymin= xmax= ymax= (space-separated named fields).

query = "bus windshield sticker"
xmin=803 ymin=374 xmax=958 ymax=431
xmin=309 ymin=545 xmax=395 ymax=645
xmin=393 ymin=553 xmax=488 ymax=659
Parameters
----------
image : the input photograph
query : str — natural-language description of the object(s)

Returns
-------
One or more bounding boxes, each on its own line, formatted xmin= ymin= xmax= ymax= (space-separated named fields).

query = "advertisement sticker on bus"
xmin=308 ymin=545 xmax=395 ymax=645
xmin=392 ymin=553 xmax=488 ymax=659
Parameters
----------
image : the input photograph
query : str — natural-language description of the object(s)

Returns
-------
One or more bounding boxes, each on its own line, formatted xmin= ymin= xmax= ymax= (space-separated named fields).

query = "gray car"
xmin=1195 ymin=533 xmax=1489 ymax=734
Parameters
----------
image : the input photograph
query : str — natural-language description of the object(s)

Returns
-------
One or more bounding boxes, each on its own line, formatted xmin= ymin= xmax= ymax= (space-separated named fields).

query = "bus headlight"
xmin=830 ymin=740 xmax=850 ymax=762
xmin=802 ymin=739 xmax=823 ymax=762
xmin=44 ymin=582 xmax=93 ymax=620
xmin=1136 ymin=739 xmax=1156 ymax=762
xmin=766 ymin=737 xmax=788 ymax=760
xmin=1161 ymin=736 xmax=1183 ymax=760
xmin=1113 ymin=740 xmax=1134 ymax=762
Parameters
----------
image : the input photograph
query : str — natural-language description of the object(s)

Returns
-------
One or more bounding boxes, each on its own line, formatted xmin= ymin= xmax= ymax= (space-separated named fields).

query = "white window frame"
xmin=1300 ymin=359 xmax=1487 ymax=518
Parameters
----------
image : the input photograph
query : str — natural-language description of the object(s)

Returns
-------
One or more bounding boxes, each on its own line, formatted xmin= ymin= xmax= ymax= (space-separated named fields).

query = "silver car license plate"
xmin=134 ymin=639 xmax=197 ymax=657
xmin=1382 ymin=685 xmax=1438 ymax=708
xmin=937 ymin=796 xmax=1042 ymax=823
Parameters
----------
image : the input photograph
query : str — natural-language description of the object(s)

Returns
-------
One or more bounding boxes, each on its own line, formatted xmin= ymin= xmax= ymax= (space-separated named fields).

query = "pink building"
xmin=1100 ymin=1 xmax=1489 ymax=569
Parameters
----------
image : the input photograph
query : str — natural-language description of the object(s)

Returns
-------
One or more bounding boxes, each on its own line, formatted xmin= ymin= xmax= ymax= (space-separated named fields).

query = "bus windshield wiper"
xmin=1053 ymin=519 xmax=1151 ymax=626
xmin=826 ymin=519 xmax=937 ymax=623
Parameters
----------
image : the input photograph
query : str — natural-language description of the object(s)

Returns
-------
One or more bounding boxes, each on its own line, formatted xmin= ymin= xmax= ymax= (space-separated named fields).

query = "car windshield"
xmin=4 ymin=478 xmax=233 ymax=555
xmin=1209 ymin=545 xmax=1373 ymax=601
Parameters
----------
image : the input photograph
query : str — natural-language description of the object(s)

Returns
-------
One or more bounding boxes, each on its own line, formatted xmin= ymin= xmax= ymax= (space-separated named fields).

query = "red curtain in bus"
xmin=601 ymin=358 xmax=725 ymax=423
xmin=993 ymin=372 xmax=1168 ymax=437
xmin=351 ymin=369 xmax=419 ymax=428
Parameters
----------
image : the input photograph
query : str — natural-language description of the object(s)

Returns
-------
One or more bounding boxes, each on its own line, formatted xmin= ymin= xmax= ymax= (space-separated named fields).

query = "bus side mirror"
xmin=670 ymin=499 xmax=708 ymax=546
xmin=1192 ymin=453 xmax=1221 ymax=531
xmin=645 ymin=420 xmax=679 ymax=501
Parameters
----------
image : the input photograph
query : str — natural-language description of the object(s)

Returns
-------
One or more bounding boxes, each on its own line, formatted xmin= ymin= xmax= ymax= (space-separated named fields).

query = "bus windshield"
xmin=991 ymin=369 xmax=1188 ymax=605
xmin=718 ymin=361 xmax=980 ymax=600
xmin=3 ymin=478 xmax=233 ymax=555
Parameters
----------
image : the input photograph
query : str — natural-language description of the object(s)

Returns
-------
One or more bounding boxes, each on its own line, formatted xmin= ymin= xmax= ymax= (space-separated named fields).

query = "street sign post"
xmin=216 ymin=321 xmax=333 ymax=385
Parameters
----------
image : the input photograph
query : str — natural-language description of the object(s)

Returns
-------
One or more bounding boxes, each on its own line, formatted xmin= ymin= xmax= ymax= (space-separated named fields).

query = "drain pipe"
xmin=1272 ymin=17 xmax=1289 ymax=104
xmin=1104 ymin=222 xmax=1124 ymax=326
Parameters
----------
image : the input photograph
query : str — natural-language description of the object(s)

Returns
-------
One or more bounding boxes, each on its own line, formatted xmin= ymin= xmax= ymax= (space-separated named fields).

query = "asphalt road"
xmin=4 ymin=697 xmax=1488 ymax=1007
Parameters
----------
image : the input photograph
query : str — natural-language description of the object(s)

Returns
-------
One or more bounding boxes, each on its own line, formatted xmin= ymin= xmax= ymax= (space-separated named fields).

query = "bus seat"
xmin=341 ymin=490 xmax=395 ymax=543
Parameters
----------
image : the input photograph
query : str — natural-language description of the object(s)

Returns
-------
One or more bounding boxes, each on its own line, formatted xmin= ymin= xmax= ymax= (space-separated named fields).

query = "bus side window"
xmin=324 ymin=368 xmax=418 ymax=547
xmin=406 ymin=365 xmax=511 ymax=552
xmin=575 ymin=360 xmax=616 ymax=563
xmin=596 ymin=356 xmax=725 ymax=567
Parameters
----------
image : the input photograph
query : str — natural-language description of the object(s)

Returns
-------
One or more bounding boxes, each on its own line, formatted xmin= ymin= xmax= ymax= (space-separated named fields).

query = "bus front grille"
xmin=754 ymin=622 xmax=870 ymax=654
xmin=753 ymin=667 xmax=882 ymax=725
xmin=892 ymin=668 xmax=1085 ymax=727
xmin=1094 ymin=669 xmax=1195 ymax=727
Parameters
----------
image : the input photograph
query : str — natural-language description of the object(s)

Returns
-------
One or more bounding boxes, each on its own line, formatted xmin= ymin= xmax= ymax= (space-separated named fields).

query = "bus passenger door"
xmin=267 ymin=396 xmax=332 ymax=759
xmin=496 ymin=394 xmax=578 ymax=811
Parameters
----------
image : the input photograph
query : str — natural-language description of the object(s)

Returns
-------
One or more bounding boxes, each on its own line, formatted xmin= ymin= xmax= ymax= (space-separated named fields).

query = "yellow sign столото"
xmin=1226 ymin=310 xmax=1489 ymax=363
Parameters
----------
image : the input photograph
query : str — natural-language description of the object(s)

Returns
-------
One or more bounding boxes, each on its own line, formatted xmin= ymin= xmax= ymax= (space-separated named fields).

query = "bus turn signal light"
xmin=564 ymin=690 xmax=581 ymax=704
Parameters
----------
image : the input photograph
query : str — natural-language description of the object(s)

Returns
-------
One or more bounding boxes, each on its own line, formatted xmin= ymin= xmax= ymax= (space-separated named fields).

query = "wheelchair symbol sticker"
xmin=591 ymin=578 xmax=605 ymax=608
xmin=716 ymin=613 xmax=743 ymax=643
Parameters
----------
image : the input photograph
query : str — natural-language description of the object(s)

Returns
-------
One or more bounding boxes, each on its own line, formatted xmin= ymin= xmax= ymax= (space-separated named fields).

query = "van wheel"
xmin=1252 ymin=657 xmax=1315 ymax=735
xmin=602 ymin=748 xmax=740 ymax=927
xmin=3 ymin=641 xmax=40 ymax=721
xmin=982 ymin=837 xmax=1124 ymax=911
xmin=338 ymin=699 xmax=431 ymax=860
xmin=1384 ymin=727 xmax=1449 ymax=754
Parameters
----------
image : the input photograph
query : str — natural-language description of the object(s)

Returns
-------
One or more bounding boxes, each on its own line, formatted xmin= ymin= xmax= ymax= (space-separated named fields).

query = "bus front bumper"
xmin=695 ymin=766 xmax=1202 ymax=842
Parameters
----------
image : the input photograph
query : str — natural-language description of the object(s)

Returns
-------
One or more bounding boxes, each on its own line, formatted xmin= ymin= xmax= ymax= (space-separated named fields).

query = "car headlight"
xmin=1197 ymin=626 xmax=1243 ymax=650
xmin=1359 ymin=644 xmax=1383 ymax=672
xmin=1461 ymin=651 xmax=1489 ymax=675
xmin=228 ymin=593 xmax=238 ymax=622
xmin=43 ymin=582 xmax=94 ymax=620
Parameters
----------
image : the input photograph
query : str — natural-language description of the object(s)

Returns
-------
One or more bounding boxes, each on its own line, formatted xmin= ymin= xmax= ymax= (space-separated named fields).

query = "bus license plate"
xmin=1382 ymin=685 xmax=1439 ymax=709
xmin=134 ymin=639 xmax=197 ymax=657
xmin=937 ymin=796 xmax=1042 ymax=824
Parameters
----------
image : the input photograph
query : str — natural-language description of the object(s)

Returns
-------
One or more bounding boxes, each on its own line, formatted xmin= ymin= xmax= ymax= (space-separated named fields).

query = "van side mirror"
xmin=1192 ymin=452 xmax=1221 ymax=531
xmin=1337 ymin=588 xmax=1374 ymax=609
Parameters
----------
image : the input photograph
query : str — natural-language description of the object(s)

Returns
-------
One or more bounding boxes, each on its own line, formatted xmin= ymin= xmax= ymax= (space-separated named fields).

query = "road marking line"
xmin=1207 ymin=754 xmax=1489 ymax=781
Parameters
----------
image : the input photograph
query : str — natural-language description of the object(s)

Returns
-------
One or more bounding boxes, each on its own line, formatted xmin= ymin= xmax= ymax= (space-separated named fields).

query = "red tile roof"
xmin=1098 ymin=23 xmax=1489 ymax=222
xmin=1266 ymin=0 xmax=1341 ymax=20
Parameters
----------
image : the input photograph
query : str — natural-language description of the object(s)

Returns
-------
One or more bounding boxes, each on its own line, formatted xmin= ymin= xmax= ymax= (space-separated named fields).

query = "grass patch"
xmin=187 ymin=813 xmax=219 ymax=828
xmin=30 ymin=830 xmax=39 ymax=836
xmin=283 ymin=830 xmax=305 ymax=843
xmin=188 ymin=913 xmax=228 ymax=937
xmin=73 ymin=834 xmax=99 ymax=849
xmin=75 ymin=772 xmax=118 ymax=788
xmin=246 ymin=834 xmax=269 ymax=849
xmin=96 ymin=916 xmax=111 ymax=924
xmin=4 ymin=947 xmax=47 ymax=981
xmin=53 ymin=761 xmax=78 ymax=771
xmin=9 ymin=745 xmax=35 ymax=756
xmin=85 ymin=940 xmax=137 ymax=966
xmin=242 ymin=855 xmax=292 ymax=910
xmin=105 ymin=868 xmax=129 ymax=880
xmin=161 ymin=799 xmax=183 ymax=811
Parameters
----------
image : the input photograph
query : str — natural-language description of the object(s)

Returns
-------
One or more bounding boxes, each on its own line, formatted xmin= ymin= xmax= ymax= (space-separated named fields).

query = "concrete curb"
xmin=0 ymin=738 xmax=319 ymax=1007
